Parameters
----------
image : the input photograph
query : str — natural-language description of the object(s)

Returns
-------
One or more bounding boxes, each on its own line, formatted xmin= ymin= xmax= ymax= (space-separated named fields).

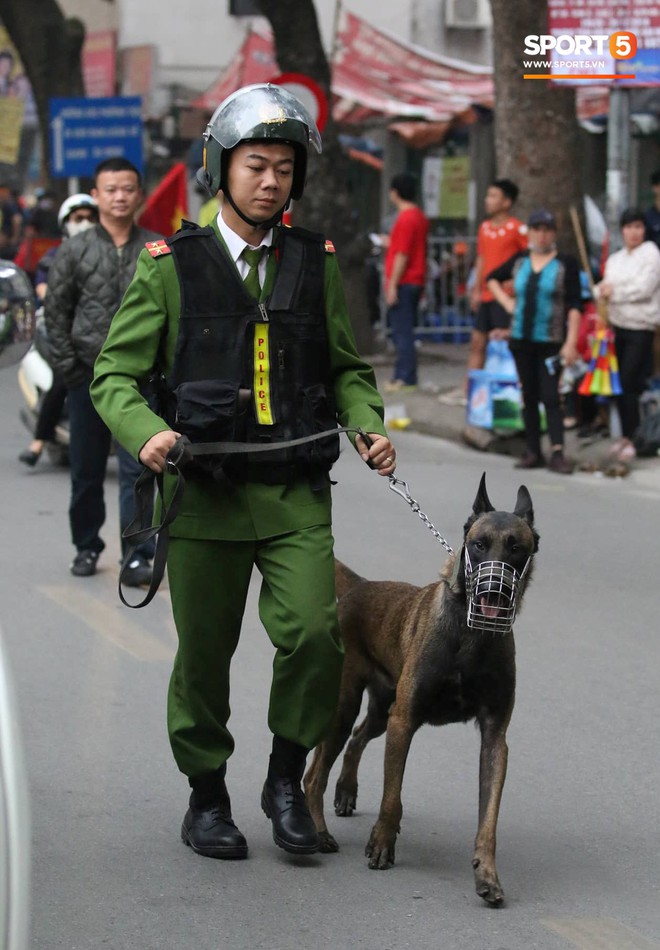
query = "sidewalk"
xmin=366 ymin=340 xmax=660 ymax=478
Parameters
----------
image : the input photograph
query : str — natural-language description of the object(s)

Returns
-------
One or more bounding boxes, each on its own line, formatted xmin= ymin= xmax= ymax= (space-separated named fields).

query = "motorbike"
xmin=16 ymin=314 xmax=70 ymax=467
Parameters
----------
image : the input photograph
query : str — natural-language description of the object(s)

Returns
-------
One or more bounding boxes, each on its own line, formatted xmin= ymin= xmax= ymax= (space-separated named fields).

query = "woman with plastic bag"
xmin=486 ymin=208 xmax=582 ymax=474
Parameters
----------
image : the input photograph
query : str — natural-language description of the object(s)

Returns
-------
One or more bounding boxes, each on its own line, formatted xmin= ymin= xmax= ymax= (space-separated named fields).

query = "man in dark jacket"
xmin=45 ymin=158 xmax=161 ymax=581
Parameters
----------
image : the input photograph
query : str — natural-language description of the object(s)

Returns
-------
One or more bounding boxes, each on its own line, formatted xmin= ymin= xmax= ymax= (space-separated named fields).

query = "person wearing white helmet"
xmin=45 ymin=159 xmax=162 ymax=585
xmin=19 ymin=193 xmax=99 ymax=468
xmin=56 ymin=192 xmax=98 ymax=239
xmin=31 ymin=194 xmax=98 ymax=298
xmin=91 ymin=84 xmax=395 ymax=863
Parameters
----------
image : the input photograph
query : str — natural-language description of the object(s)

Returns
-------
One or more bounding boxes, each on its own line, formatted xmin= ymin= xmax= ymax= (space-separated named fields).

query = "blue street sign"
xmin=617 ymin=48 xmax=660 ymax=86
xmin=49 ymin=96 xmax=143 ymax=178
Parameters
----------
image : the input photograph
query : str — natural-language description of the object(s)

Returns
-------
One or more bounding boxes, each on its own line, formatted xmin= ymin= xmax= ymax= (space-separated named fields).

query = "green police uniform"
xmin=91 ymin=217 xmax=387 ymax=779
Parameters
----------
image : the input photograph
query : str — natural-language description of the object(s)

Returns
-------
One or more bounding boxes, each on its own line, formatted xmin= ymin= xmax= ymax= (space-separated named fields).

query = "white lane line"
xmin=38 ymin=584 xmax=174 ymax=662
xmin=542 ymin=918 xmax=660 ymax=950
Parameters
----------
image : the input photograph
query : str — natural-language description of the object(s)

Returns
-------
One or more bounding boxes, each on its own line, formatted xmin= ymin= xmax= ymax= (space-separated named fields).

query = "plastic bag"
xmin=484 ymin=339 xmax=518 ymax=380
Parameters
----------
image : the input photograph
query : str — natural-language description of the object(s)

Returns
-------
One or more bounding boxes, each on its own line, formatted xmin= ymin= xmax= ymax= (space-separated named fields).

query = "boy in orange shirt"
xmin=440 ymin=178 xmax=526 ymax=405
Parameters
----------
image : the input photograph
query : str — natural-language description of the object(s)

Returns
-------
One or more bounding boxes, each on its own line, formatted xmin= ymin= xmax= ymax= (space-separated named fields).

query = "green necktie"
xmin=241 ymin=246 xmax=264 ymax=298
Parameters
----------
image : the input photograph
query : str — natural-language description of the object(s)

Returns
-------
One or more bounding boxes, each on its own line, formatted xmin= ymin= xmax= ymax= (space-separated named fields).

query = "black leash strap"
xmin=119 ymin=426 xmax=372 ymax=608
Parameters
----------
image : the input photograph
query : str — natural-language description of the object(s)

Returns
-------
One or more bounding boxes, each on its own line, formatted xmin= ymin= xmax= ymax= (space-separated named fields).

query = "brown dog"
xmin=304 ymin=473 xmax=539 ymax=906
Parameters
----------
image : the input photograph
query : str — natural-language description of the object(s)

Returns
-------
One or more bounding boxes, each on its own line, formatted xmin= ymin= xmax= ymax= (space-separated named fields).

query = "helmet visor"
xmin=206 ymin=83 xmax=322 ymax=154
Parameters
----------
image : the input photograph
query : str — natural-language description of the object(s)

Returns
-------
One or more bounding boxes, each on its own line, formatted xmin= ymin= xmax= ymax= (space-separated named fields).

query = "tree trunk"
xmin=0 ymin=0 xmax=85 ymax=199
xmin=489 ymin=0 xmax=583 ymax=255
xmin=258 ymin=0 xmax=374 ymax=352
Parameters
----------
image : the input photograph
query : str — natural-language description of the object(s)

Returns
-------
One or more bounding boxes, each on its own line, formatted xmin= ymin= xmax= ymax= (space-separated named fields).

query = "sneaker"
xmin=122 ymin=555 xmax=152 ymax=588
xmin=384 ymin=379 xmax=417 ymax=393
xmin=547 ymin=450 xmax=574 ymax=475
xmin=514 ymin=451 xmax=546 ymax=469
xmin=438 ymin=386 xmax=467 ymax=407
xmin=71 ymin=550 xmax=99 ymax=577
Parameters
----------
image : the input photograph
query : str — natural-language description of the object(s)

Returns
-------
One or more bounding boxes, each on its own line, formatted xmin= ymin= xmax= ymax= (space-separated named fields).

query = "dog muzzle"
xmin=464 ymin=549 xmax=531 ymax=634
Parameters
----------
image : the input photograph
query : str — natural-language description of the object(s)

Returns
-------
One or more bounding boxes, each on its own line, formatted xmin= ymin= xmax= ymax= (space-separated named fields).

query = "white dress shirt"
xmin=217 ymin=212 xmax=273 ymax=288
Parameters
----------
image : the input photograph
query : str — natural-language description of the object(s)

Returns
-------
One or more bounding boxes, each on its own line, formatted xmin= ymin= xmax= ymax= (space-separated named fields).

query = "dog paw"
xmin=334 ymin=789 xmax=357 ymax=817
xmin=476 ymin=882 xmax=504 ymax=907
xmin=473 ymin=862 xmax=504 ymax=906
xmin=365 ymin=831 xmax=396 ymax=870
xmin=318 ymin=830 xmax=339 ymax=853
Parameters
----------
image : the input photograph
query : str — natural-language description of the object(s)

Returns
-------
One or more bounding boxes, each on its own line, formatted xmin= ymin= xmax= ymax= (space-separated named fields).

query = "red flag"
xmin=138 ymin=162 xmax=188 ymax=236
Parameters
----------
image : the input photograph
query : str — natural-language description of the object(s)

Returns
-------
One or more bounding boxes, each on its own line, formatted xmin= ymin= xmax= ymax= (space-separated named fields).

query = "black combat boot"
xmin=181 ymin=764 xmax=248 ymax=859
xmin=261 ymin=736 xmax=320 ymax=855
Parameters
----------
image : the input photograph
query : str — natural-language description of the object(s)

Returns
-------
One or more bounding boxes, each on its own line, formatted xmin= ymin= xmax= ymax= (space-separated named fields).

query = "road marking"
xmin=38 ymin=584 xmax=174 ymax=662
xmin=542 ymin=918 xmax=660 ymax=949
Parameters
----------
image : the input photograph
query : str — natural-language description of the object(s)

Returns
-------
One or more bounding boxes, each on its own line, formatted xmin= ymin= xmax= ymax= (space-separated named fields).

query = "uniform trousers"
xmin=166 ymin=524 xmax=345 ymax=778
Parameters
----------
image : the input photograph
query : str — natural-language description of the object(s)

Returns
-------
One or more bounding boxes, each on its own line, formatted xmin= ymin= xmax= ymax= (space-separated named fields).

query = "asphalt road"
xmin=1 ymin=365 xmax=659 ymax=950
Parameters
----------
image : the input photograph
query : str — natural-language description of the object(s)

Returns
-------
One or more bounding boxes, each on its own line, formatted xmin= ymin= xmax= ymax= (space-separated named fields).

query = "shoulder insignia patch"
xmin=145 ymin=239 xmax=171 ymax=258
xmin=324 ymin=239 xmax=336 ymax=254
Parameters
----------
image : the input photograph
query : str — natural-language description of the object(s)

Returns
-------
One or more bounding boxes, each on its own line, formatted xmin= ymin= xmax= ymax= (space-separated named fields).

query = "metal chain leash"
xmin=387 ymin=476 xmax=455 ymax=555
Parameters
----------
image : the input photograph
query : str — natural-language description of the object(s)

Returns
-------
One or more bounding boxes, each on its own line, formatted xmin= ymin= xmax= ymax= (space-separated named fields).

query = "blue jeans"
xmin=388 ymin=284 xmax=422 ymax=386
xmin=67 ymin=379 xmax=155 ymax=560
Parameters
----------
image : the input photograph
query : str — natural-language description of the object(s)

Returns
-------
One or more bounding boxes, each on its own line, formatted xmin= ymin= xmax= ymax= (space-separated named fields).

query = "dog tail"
xmin=334 ymin=559 xmax=365 ymax=600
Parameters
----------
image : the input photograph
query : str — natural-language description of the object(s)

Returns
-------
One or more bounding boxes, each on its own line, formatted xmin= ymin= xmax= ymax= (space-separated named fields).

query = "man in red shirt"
xmin=439 ymin=178 xmax=526 ymax=405
xmin=383 ymin=173 xmax=429 ymax=391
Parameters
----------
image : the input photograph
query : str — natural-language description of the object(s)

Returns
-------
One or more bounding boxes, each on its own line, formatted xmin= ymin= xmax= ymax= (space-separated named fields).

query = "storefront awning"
xmin=190 ymin=11 xmax=610 ymax=138
xmin=191 ymin=11 xmax=494 ymax=126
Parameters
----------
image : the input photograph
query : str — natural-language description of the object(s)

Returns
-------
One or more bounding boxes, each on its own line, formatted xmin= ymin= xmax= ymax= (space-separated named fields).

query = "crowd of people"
xmin=430 ymin=170 xmax=660 ymax=473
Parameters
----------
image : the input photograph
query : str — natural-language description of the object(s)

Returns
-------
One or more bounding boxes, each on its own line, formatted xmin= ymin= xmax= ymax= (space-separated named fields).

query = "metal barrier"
xmin=419 ymin=235 xmax=477 ymax=342
xmin=373 ymin=234 xmax=477 ymax=344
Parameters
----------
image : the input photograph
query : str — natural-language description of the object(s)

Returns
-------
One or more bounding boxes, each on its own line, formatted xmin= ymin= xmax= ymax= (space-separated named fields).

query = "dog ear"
xmin=472 ymin=472 xmax=495 ymax=515
xmin=513 ymin=484 xmax=534 ymax=524
xmin=514 ymin=485 xmax=540 ymax=552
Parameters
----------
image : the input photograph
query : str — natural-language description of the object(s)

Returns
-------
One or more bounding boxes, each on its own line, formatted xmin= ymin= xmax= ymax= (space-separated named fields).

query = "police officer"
xmin=91 ymin=83 xmax=396 ymax=861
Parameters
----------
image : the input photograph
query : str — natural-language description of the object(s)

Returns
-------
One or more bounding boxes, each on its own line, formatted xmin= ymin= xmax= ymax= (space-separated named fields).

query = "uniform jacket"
xmin=45 ymin=222 xmax=161 ymax=386
xmin=91 ymin=218 xmax=387 ymax=541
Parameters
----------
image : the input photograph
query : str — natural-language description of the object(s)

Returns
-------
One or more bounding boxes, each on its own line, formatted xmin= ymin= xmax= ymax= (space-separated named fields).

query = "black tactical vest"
xmin=163 ymin=223 xmax=340 ymax=484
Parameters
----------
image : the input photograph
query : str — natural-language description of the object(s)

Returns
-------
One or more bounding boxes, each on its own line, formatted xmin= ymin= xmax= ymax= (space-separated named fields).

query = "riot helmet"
xmin=198 ymin=83 xmax=322 ymax=227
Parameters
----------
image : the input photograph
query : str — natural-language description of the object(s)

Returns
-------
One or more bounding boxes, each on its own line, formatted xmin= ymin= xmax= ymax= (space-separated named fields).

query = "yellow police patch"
xmin=253 ymin=324 xmax=274 ymax=425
